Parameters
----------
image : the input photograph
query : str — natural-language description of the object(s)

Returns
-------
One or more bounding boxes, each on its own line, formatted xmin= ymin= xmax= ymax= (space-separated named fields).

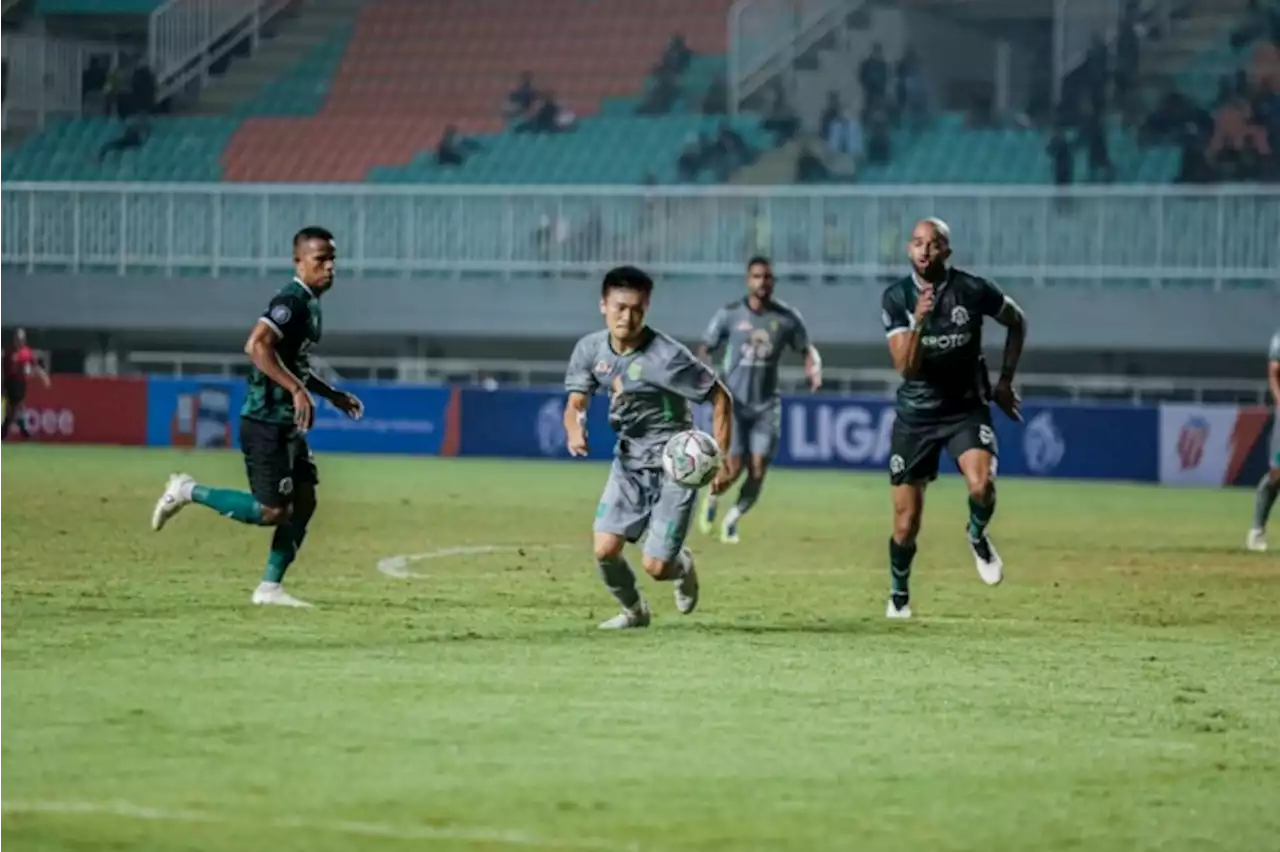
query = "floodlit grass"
xmin=3 ymin=445 xmax=1278 ymax=851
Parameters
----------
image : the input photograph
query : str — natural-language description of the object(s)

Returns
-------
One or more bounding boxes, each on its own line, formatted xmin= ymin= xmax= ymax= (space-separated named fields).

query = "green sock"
xmin=191 ymin=485 xmax=265 ymax=525
xmin=967 ymin=488 xmax=996 ymax=540
xmin=889 ymin=537 xmax=916 ymax=600
xmin=264 ymin=525 xmax=297 ymax=583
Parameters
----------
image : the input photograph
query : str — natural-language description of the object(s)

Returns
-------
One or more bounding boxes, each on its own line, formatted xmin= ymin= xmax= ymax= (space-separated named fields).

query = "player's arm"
xmin=982 ymin=279 xmax=1027 ymax=422
xmin=1268 ymin=344 xmax=1280 ymax=407
xmin=305 ymin=373 xmax=364 ymax=421
xmin=244 ymin=316 xmax=314 ymax=430
xmin=884 ymin=288 xmax=930 ymax=378
xmin=657 ymin=344 xmax=735 ymax=491
xmin=29 ymin=355 xmax=51 ymax=388
xmin=563 ymin=337 xmax=599 ymax=456
xmin=707 ymin=379 xmax=733 ymax=468
xmin=790 ymin=309 xmax=822 ymax=391
xmin=697 ymin=307 xmax=730 ymax=365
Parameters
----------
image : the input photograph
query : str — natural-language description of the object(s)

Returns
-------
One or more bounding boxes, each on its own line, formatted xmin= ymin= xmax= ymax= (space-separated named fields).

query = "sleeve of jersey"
xmin=259 ymin=295 xmax=308 ymax=343
xmin=660 ymin=345 xmax=718 ymax=404
xmin=1269 ymin=333 xmax=1280 ymax=362
xmin=564 ymin=336 xmax=599 ymax=395
xmin=976 ymin=277 xmax=1009 ymax=317
xmin=701 ymin=308 xmax=729 ymax=351
xmin=882 ymin=289 xmax=912 ymax=338
xmin=790 ymin=309 xmax=812 ymax=352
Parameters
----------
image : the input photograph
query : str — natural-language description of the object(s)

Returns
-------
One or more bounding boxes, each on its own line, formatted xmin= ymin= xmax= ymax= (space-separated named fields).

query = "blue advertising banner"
xmin=146 ymin=379 xmax=451 ymax=456
xmin=457 ymin=388 xmax=1159 ymax=482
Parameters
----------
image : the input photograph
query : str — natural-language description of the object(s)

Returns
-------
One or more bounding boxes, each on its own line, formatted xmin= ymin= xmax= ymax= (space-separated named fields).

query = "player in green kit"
xmin=150 ymin=227 xmax=364 ymax=608
xmin=1245 ymin=329 xmax=1280 ymax=552
xmin=881 ymin=218 xmax=1027 ymax=619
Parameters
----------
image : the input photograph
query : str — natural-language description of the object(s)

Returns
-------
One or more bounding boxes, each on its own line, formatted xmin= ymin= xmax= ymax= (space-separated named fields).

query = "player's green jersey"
xmin=881 ymin=268 xmax=1008 ymax=423
xmin=241 ymin=278 xmax=323 ymax=425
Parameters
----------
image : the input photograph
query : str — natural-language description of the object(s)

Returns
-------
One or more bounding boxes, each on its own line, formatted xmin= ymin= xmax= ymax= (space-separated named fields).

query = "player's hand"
xmin=993 ymin=379 xmax=1022 ymax=422
xmin=806 ymin=366 xmax=823 ymax=392
xmin=913 ymin=285 xmax=935 ymax=326
xmin=566 ymin=427 xmax=589 ymax=457
xmin=335 ymin=392 xmax=364 ymax=421
xmin=292 ymin=386 xmax=316 ymax=431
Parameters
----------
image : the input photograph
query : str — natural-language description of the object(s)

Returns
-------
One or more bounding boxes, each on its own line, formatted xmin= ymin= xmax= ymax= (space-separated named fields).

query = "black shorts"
xmin=889 ymin=407 xmax=997 ymax=486
xmin=4 ymin=380 xmax=27 ymax=405
xmin=239 ymin=417 xmax=319 ymax=508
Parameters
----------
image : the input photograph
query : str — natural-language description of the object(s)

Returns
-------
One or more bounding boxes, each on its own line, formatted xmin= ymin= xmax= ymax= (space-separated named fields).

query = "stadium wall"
xmin=9 ymin=376 xmax=1274 ymax=486
xmin=3 ymin=274 xmax=1277 ymax=353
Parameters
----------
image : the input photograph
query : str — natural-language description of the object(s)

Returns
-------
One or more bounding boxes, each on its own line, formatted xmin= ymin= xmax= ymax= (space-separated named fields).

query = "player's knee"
xmin=260 ymin=504 xmax=291 ymax=526
xmin=892 ymin=502 xmax=921 ymax=543
xmin=748 ymin=457 xmax=768 ymax=480
xmin=593 ymin=536 xmax=625 ymax=562
xmin=725 ymin=455 xmax=743 ymax=480
xmin=966 ymin=475 xmax=993 ymax=503
xmin=640 ymin=555 xmax=674 ymax=579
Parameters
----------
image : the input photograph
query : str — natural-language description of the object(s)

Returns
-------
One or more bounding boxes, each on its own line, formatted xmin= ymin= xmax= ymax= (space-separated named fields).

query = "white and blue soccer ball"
xmin=662 ymin=429 xmax=722 ymax=489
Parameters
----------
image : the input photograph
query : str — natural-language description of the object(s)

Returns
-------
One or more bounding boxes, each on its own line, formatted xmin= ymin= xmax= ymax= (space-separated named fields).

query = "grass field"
xmin=3 ymin=444 xmax=1278 ymax=851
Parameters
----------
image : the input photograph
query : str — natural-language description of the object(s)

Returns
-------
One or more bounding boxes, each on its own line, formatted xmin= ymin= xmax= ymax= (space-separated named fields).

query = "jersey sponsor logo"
xmin=921 ymin=332 xmax=972 ymax=350
xmin=536 ymin=397 xmax=567 ymax=456
xmin=951 ymin=306 xmax=970 ymax=326
xmin=1022 ymin=412 xmax=1065 ymax=474
xmin=594 ymin=360 xmax=610 ymax=375
xmin=787 ymin=403 xmax=895 ymax=464
xmin=735 ymin=320 xmax=753 ymax=332
xmin=739 ymin=329 xmax=775 ymax=366
xmin=269 ymin=304 xmax=292 ymax=326
xmin=1176 ymin=416 xmax=1210 ymax=470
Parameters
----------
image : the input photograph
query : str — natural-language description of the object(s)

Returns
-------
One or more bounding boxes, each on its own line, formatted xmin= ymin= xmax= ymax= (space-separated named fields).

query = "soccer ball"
xmin=662 ymin=429 xmax=722 ymax=489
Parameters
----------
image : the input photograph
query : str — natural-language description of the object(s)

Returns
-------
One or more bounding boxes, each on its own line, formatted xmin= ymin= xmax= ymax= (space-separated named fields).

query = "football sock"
xmin=1253 ymin=475 xmax=1279 ymax=530
xmin=703 ymin=493 xmax=719 ymax=522
xmin=889 ymin=537 xmax=916 ymax=602
xmin=596 ymin=554 xmax=641 ymax=609
xmin=733 ymin=475 xmax=765 ymax=517
xmin=264 ymin=493 xmax=315 ymax=584
xmin=191 ymin=485 xmax=265 ymax=525
xmin=967 ymin=486 xmax=997 ymax=540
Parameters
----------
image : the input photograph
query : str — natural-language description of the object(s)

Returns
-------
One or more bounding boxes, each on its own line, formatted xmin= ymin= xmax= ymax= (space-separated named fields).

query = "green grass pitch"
xmin=3 ymin=444 xmax=1279 ymax=851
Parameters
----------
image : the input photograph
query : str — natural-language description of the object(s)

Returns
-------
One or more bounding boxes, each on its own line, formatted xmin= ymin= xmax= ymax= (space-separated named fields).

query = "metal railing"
xmin=1 ymin=33 xmax=108 ymax=128
xmin=123 ymin=351 xmax=1271 ymax=405
xmin=147 ymin=0 xmax=293 ymax=102
xmin=3 ymin=182 xmax=1278 ymax=288
xmin=728 ymin=0 xmax=858 ymax=113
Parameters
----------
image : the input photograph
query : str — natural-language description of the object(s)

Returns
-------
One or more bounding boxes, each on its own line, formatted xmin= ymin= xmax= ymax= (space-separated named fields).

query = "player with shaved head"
xmin=880 ymin=218 xmax=1027 ymax=619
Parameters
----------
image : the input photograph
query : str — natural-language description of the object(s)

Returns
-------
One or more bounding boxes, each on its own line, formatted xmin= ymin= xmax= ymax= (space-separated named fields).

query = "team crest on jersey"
xmin=951 ymin=306 xmax=970 ymax=326
xmin=978 ymin=424 xmax=994 ymax=446
xmin=594 ymin=360 xmax=610 ymax=375
xmin=627 ymin=362 xmax=643 ymax=381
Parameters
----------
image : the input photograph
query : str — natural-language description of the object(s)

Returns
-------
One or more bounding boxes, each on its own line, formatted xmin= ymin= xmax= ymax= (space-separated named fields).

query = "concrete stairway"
xmin=188 ymin=0 xmax=365 ymax=116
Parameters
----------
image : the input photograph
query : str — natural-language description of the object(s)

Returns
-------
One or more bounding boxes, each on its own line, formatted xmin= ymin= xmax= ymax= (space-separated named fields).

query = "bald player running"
xmin=881 ymin=218 xmax=1027 ymax=619
xmin=697 ymin=256 xmax=823 ymax=544
xmin=1246 ymin=329 xmax=1280 ymax=552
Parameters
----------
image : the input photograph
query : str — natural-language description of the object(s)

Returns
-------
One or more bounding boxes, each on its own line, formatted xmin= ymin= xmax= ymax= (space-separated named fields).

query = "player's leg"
xmin=642 ymin=477 xmax=700 ymax=614
xmin=721 ymin=408 xmax=779 ymax=543
xmin=151 ymin=418 xmax=288 ymax=531
xmin=592 ymin=461 xmax=651 ymax=629
xmin=885 ymin=417 xmax=942 ymax=619
xmin=3 ymin=385 xmax=29 ymax=439
xmin=254 ymin=435 xmax=318 ymax=608
xmin=1246 ymin=422 xmax=1280 ymax=551
xmin=951 ymin=414 xmax=1002 ymax=585
xmin=700 ymin=411 xmax=748 ymax=535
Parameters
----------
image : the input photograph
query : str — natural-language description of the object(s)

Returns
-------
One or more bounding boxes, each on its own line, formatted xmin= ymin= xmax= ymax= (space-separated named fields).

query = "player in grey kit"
xmin=1246 ymin=329 xmax=1280 ymax=552
xmin=697 ymin=256 xmax=823 ymax=543
xmin=564 ymin=266 xmax=734 ymax=630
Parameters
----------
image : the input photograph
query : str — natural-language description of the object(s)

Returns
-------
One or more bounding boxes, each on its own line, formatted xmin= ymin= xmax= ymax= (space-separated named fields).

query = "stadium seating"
xmin=33 ymin=0 xmax=160 ymax=12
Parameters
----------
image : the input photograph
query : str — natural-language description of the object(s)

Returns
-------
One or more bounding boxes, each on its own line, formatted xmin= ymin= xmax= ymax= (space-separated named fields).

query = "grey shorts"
xmin=593 ymin=459 xmax=696 ymax=562
xmin=730 ymin=405 xmax=781 ymax=460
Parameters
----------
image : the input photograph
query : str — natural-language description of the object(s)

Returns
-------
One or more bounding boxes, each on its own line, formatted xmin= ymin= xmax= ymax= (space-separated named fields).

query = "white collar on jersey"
xmin=292 ymin=277 xmax=318 ymax=299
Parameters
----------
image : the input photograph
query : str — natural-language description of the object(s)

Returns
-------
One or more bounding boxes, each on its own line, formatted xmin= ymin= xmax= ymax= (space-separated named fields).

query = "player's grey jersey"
xmin=565 ymin=327 xmax=718 ymax=470
xmin=701 ymin=298 xmax=810 ymax=413
xmin=1269 ymin=330 xmax=1280 ymax=362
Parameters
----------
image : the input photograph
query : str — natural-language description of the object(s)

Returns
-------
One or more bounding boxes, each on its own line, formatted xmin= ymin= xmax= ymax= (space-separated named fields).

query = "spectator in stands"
xmin=131 ymin=60 xmax=156 ymax=116
xmin=1083 ymin=34 xmax=1109 ymax=115
xmin=98 ymin=114 xmax=150 ymax=163
xmin=1114 ymin=0 xmax=1141 ymax=110
xmin=859 ymin=43 xmax=889 ymax=116
xmin=1081 ymin=106 xmax=1115 ymax=182
xmin=677 ymin=132 xmax=705 ymax=182
xmin=795 ymin=144 xmax=830 ymax=183
xmin=762 ymin=82 xmax=799 ymax=146
xmin=712 ymin=122 xmax=754 ymax=176
xmin=656 ymin=35 xmax=691 ymax=76
xmin=702 ymin=76 xmax=728 ymax=115
xmin=898 ymin=49 xmax=930 ymax=130
xmin=1251 ymin=37 xmax=1280 ymax=95
xmin=516 ymin=92 xmax=572 ymax=134
xmin=1141 ymin=86 xmax=1208 ymax=146
xmin=436 ymin=125 xmax=482 ymax=166
xmin=825 ymin=104 xmax=863 ymax=161
xmin=865 ymin=105 xmax=891 ymax=165
xmin=819 ymin=92 xmax=841 ymax=141
xmin=1046 ymin=125 xmax=1073 ymax=186
xmin=504 ymin=72 xmax=537 ymax=119
xmin=1207 ymin=96 xmax=1271 ymax=169
xmin=637 ymin=69 xmax=680 ymax=115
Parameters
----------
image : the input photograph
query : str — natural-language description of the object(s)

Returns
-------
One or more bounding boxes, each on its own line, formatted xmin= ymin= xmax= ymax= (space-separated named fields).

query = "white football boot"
xmin=251 ymin=582 xmax=312 ymax=608
xmin=1246 ymin=528 xmax=1268 ymax=552
xmin=673 ymin=548 xmax=700 ymax=615
xmin=886 ymin=598 xmax=913 ymax=620
xmin=969 ymin=533 xmax=1004 ymax=586
xmin=151 ymin=473 xmax=195 ymax=531
xmin=598 ymin=599 xmax=651 ymax=630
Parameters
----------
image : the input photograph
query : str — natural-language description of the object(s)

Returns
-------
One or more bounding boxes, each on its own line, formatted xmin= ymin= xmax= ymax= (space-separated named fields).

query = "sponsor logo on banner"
xmin=13 ymin=376 xmax=148 ymax=445
xmin=1158 ymin=404 xmax=1240 ymax=486
xmin=1023 ymin=411 xmax=1065 ymax=474
xmin=787 ymin=403 xmax=895 ymax=465
xmin=1176 ymin=416 xmax=1210 ymax=470
xmin=537 ymin=398 xmax=566 ymax=456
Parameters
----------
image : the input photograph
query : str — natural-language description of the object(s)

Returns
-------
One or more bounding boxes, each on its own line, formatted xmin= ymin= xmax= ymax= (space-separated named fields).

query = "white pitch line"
xmin=2 ymin=800 xmax=641 ymax=851
xmin=377 ymin=544 xmax=576 ymax=579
